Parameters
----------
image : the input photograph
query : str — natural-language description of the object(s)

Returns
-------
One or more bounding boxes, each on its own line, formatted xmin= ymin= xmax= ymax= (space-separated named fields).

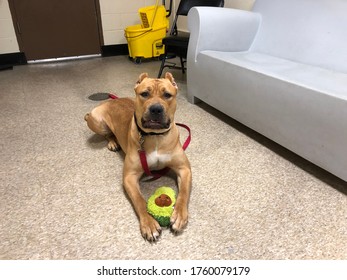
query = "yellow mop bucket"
xmin=125 ymin=4 xmax=168 ymax=63
xmin=139 ymin=4 xmax=168 ymax=28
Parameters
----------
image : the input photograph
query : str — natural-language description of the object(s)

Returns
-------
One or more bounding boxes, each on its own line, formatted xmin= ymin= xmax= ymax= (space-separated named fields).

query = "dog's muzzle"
xmin=141 ymin=104 xmax=170 ymax=130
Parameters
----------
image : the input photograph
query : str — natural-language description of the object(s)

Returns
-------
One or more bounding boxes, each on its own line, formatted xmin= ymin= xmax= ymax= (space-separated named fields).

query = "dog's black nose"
xmin=149 ymin=104 xmax=164 ymax=116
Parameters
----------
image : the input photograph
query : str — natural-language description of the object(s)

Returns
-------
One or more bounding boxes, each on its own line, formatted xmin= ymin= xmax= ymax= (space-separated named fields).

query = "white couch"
xmin=187 ymin=0 xmax=347 ymax=182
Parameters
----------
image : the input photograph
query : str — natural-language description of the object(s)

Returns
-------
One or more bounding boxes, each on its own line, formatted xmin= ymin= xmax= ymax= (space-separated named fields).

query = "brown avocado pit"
xmin=155 ymin=194 xmax=172 ymax=207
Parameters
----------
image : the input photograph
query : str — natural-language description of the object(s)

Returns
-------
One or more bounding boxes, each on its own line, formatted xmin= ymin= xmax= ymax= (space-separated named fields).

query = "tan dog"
xmin=85 ymin=72 xmax=192 ymax=241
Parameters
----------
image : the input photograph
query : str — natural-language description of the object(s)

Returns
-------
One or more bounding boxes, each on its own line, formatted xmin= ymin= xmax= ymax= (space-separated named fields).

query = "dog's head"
xmin=134 ymin=72 xmax=178 ymax=134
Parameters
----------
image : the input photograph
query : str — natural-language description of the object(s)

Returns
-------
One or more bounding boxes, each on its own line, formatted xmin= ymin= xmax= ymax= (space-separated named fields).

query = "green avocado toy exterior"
xmin=147 ymin=186 xmax=176 ymax=227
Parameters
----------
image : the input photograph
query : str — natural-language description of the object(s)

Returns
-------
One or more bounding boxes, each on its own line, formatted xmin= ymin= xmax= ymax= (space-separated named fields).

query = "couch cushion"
xmin=199 ymin=51 xmax=347 ymax=99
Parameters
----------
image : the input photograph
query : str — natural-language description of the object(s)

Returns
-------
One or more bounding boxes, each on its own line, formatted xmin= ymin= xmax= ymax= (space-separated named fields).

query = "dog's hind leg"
xmin=84 ymin=110 xmax=120 ymax=152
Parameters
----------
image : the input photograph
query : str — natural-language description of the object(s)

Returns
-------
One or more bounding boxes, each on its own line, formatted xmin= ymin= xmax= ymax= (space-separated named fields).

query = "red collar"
xmin=138 ymin=123 xmax=191 ymax=180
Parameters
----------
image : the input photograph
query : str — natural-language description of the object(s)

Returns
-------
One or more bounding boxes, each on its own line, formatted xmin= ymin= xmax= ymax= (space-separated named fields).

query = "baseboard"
xmin=0 ymin=46 xmax=129 ymax=69
xmin=0 ymin=52 xmax=27 ymax=69
xmin=101 ymin=44 xmax=129 ymax=57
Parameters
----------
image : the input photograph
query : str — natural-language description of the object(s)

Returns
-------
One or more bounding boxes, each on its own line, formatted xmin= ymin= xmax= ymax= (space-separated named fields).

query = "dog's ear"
xmin=134 ymin=73 xmax=148 ymax=91
xmin=164 ymin=72 xmax=178 ymax=89
xmin=135 ymin=73 xmax=148 ymax=86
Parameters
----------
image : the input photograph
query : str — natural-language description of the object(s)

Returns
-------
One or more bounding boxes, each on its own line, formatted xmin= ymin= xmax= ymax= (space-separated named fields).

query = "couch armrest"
xmin=187 ymin=7 xmax=261 ymax=61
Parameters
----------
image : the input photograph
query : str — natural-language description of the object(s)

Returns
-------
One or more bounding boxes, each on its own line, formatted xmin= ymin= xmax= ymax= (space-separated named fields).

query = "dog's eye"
xmin=163 ymin=92 xmax=172 ymax=99
xmin=140 ymin=92 xmax=149 ymax=98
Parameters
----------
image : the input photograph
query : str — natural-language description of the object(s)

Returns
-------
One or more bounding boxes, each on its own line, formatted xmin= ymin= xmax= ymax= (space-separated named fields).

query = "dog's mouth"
xmin=139 ymin=103 xmax=172 ymax=131
xmin=141 ymin=118 xmax=171 ymax=130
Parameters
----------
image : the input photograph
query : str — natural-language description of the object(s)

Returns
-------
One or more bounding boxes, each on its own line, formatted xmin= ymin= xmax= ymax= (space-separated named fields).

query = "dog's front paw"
xmin=170 ymin=205 xmax=188 ymax=233
xmin=140 ymin=214 xmax=162 ymax=242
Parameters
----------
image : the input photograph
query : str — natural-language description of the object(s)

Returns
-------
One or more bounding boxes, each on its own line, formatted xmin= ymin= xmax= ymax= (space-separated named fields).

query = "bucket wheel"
xmin=134 ymin=57 xmax=142 ymax=64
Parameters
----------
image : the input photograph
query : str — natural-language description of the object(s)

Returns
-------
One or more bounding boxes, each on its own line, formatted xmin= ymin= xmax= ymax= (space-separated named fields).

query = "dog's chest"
xmin=146 ymin=150 xmax=172 ymax=170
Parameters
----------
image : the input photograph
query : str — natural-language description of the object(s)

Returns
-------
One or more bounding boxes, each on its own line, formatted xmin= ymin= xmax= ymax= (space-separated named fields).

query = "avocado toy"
xmin=147 ymin=186 xmax=176 ymax=227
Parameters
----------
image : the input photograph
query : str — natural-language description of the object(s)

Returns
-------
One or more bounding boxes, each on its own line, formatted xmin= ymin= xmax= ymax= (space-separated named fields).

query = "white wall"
xmin=0 ymin=0 xmax=255 ymax=55
xmin=0 ymin=0 xmax=19 ymax=54
xmin=225 ymin=0 xmax=255 ymax=10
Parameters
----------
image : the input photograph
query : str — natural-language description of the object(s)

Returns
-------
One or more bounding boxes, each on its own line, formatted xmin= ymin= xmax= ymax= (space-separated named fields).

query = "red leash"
xmin=109 ymin=93 xmax=118 ymax=99
xmin=177 ymin=123 xmax=191 ymax=151
xmin=108 ymin=93 xmax=191 ymax=180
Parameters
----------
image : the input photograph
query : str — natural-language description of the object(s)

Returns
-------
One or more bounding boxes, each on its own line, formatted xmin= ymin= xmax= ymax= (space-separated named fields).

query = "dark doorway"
xmin=9 ymin=0 xmax=103 ymax=60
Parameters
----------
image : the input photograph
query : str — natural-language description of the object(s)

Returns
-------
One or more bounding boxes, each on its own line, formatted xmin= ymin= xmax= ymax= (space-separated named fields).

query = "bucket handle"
xmin=124 ymin=28 xmax=153 ymax=39
xmin=149 ymin=0 xmax=160 ymax=27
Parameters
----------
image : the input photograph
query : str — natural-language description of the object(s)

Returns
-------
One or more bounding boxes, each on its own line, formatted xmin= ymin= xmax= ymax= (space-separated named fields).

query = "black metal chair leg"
xmin=158 ymin=54 xmax=167 ymax=78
